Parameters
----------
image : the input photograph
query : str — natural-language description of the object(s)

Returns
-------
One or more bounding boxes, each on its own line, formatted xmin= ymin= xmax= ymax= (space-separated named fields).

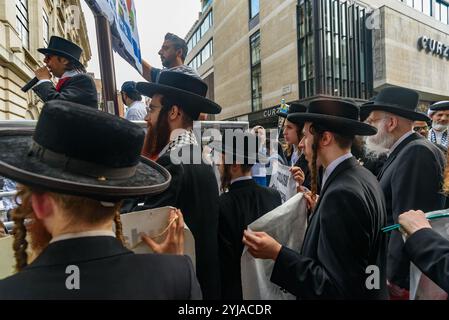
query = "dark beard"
xmin=142 ymin=109 xmax=171 ymax=158
xmin=28 ymin=217 xmax=52 ymax=255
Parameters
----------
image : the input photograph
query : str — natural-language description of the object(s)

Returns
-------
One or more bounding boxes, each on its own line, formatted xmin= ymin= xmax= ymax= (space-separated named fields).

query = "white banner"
xmin=241 ymin=193 xmax=308 ymax=300
xmin=269 ymin=162 xmax=297 ymax=203
xmin=86 ymin=0 xmax=143 ymax=74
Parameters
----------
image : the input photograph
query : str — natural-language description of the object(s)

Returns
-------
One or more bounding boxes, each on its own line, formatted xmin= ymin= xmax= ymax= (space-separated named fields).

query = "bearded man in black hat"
xmin=0 ymin=101 xmax=201 ymax=299
xmin=214 ymin=131 xmax=281 ymax=300
xmin=32 ymin=36 xmax=98 ymax=108
xmin=428 ymin=101 xmax=449 ymax=150
xmin=127 ymin=71 xmax=222 ymax=299
xmin=243 ymin=98 xmax=388 ymax=299
xmin=361 ymin=86 xmax=446 ymax=299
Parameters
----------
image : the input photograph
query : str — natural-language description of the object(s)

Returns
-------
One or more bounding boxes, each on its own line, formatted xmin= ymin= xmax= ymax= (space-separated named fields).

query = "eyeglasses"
xmin=146 ymin=105 xmax=162 ymax=114
xmin=413 ymin=126 xmax=428 ymax=132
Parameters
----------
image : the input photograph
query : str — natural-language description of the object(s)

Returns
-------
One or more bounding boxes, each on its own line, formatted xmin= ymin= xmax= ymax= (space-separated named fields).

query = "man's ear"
xmin=321 ymin=131 xmax=333 ymax=147
xmin=169 ymin=105 xmax=181 ymax=121
xmin=31 ymin=193 xmax=55 ymax=220
xmin=387 ymin=116 xmax=399 ymax=133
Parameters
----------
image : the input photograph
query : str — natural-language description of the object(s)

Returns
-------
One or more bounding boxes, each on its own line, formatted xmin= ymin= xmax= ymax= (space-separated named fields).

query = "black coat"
xmin=378 ymin=133 xmax=446 ymax=289
xmin=134 ymin=145 xmax=221 ymax=300
xmin=218 ymin=179 xmax=281 ymax=299
xmin=0 ymin=236 xmax=201 ymax=300
xmin=404 ymin=228 xmax=449 ymax=294
xmin=33 ymin=73 xmax=98 ymax=108
xmin=270 ymin=157 xmax=388 ymax=299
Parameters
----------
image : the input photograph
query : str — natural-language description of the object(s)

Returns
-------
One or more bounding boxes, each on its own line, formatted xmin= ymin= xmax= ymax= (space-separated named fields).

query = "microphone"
xmin=21 ymin=77 xmax=39 ymax=92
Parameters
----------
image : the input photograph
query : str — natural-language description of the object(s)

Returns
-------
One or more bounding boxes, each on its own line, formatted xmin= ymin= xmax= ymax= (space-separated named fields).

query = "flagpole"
xmin=94 ymin=14 xmax=120 ymax=116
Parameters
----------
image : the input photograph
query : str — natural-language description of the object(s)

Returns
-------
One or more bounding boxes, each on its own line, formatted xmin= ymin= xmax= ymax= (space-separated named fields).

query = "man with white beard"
xmin=361 ymin=87 xmax=446 ymax=300
xmin=428 ymin=101 xmax=449 ymax=149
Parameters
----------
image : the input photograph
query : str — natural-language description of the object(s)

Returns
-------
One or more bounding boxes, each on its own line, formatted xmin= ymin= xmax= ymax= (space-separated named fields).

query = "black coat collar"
xmin=229 ymin=178 xmax=256 ymax=191
xmin=377 ymin=133 xmax=422 ymax=180
xmin=26 ymin=236 xmax=132 ymax=269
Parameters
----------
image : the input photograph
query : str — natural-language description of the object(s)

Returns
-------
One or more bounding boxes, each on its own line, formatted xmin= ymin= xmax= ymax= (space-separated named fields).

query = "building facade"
xmin=185 ymin=0 xmax=449 ymax=128
xmin=0 ymin=0 xmax=91 ymax=120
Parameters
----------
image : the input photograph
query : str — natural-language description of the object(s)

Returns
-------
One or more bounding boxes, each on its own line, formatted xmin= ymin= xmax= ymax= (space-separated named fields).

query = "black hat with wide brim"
xmin=429 ymin=101 xmax=449 ymax=112
xmin=136 ymin=71 xmax=221 ymax=120
xmin=278 ymin=103 xmax=307 ymax=119
xmin=288 ymin=98 xmax=377 ymax=136
xmin=38 ymin=36 xmax=84 ymax=69
xmin=0 ymin=101 xmax=171 ymax=202
xmin=360 ymin=87 xmax=429 ymax=122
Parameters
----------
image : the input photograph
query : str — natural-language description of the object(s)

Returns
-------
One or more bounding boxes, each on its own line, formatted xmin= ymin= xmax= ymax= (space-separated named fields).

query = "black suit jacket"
xmin=0 ymin=236 xmax=201 ymax=300
xmin=271 ymin=157 xmax=388 ymax=299
xmin=378 ymin=133 xmax=446 ymax=289
xmin=131 ymin=145 xmax=221 ymax=300
xmin=404 ymin=228 xmax=449 ymax=294
xmin=218 ymin=179 xmax=281 ymax=299
xmin=33 ymin=73 xmax=98 ymax=108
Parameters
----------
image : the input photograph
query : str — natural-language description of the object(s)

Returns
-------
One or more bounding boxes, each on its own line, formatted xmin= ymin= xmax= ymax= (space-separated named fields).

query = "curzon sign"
xmin=418 ymin=36 xmax=449 ymax=59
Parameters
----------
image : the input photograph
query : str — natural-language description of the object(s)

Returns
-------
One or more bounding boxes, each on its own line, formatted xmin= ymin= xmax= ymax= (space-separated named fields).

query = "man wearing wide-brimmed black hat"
xmin=0 ymin=101 xmax=201 ymax=299
xmin=129 ymin=71 xmax=222 ymax=299
xmin=213 ymin=131 xmax=281 ymax=299
xmin=243 ymin=98 xmax=388 ymax=299
xmin=361 ymin=86 xmax=446 ymax=299
xmin=427 ymin=101 xmax=449 ymax=149
xmin=32 ymin=36 xmax=98 ymax=108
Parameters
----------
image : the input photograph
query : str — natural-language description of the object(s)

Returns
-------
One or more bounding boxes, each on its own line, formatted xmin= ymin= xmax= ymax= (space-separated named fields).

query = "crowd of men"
xmin=0 ymin=33 xmax=449 ymax=300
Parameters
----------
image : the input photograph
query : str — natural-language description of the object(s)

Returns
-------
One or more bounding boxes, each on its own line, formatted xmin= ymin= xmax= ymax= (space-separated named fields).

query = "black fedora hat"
xmin=136 ymin=71 xmax=221 ymax=120
xmin=38 ymin=36 xmax=83 ymax=69
xmin=429 ymin=101 xmax=449 ymax=112
xmin=0 ymin=101 xmax=171 ymax=202
xmin=288 ymin=98 xmax=377 ymax=136
xmin=360 ymin=87 xmax=429 ymax=122
xmin=278 ymin=103 xmax=307 ymax=119
xmin=211 ymin=131 xmax=266 ymax=165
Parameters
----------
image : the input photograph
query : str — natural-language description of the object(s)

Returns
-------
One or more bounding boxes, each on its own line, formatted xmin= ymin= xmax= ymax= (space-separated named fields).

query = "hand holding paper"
xmin=141 ymin=208 xmax=185 ymax=255
xmin=242 ymin=230 xmax=282 ymax=261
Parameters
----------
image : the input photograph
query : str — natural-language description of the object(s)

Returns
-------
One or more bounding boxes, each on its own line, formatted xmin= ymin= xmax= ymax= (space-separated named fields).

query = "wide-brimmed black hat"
xmin=38 ymin=36 xmax=84 ymax=69
xmin=429 ymin=101 xmax=449 ymax=112
xmin=278 ymin=103 xmax=307 ymax=119
xmin=288 ymin=98 xmax=377 ymax=136
xmin=136 ymin=71 xmax=221 ymax=120
xmin=211 ymin=131 xmax=266 ymax=165
xmin=360 ymin=87 xmax=428 ymax=122
xmin=0 ymin=101 xmax=171 ymax=202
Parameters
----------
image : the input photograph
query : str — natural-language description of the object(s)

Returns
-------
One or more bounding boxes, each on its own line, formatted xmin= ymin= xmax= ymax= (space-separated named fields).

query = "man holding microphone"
xmin=29 ymin=36 xmax=98 ymax=108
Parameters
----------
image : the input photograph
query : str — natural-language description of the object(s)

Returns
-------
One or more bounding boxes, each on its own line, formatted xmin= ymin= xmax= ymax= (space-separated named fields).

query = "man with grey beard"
xmin=361 ymin=87 xmax=446 ymax=300
xmin=428 ymin=101 xmax=449 ymax=150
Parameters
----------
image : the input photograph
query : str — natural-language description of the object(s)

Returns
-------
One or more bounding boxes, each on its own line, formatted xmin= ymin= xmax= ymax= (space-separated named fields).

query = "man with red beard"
xmin=0 ymin=100 xmax=200 ymax=299
xmin=129 ymin=71 xmax=222 ymax=299
xmin=361 ymin=87 xmax=446 ymax=299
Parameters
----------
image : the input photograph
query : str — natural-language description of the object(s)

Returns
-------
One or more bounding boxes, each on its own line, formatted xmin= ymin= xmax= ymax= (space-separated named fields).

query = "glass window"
xmin=423 ymin=0 xmax=431 ymax=16
xmin=436 ymin=2 xmax=441 ymax=20
xmin=16 ymin=0 xmax=29 ymax=49
xmin=250 ymin=31 xmax=261 ymax=66
xmin=43 ymin=9 xmax=49 ymax=47
xmin=414 ymin=0 xmax=422 ymax=12
xmin=250 ymin=31 xmax=261 ymax=111
xmin=250 ymin=0 xmax=260 ymax=19
xmin=442 ymin=3 xmax=448 ymax=24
